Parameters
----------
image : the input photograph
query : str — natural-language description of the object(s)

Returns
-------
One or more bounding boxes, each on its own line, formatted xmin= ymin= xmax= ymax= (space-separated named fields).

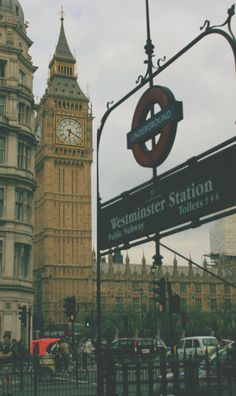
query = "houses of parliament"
xmin=0 ymin=0 xmax=235 ymax=342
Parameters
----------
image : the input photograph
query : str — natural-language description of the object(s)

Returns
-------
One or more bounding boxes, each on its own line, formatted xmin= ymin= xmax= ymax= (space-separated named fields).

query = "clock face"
xmin=57 ymin=118 xmax=83 ymax=145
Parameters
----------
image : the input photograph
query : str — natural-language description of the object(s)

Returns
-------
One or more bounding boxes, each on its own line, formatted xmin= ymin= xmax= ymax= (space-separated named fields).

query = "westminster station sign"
xmin=100 ymin=144 xmax=236 ymax=250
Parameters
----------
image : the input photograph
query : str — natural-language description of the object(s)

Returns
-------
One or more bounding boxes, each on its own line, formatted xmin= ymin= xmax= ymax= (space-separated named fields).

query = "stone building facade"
xmin=95 ymin=251 xmax=236 ymax=321
xmin=0 ymin=0 xmax=36 ymax=340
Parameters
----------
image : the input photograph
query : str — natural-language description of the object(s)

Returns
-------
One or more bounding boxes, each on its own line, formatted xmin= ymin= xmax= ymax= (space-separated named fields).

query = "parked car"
xmin=155 ymin=338 xmax=169 ymax=355
xmin=219 ymin=338 xmax=233 ymax=347
xmin=155 ymin=342 xmax=236 ymax=395
xmin=111 ymin=337 xmax=156 ymax=360
xmin=173 ymin=336 xmax=219 ymax=361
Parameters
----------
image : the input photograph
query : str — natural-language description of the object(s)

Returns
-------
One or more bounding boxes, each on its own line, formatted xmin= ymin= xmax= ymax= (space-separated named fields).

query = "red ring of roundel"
xmin=131 ymin=85 xmax=177 ymax=168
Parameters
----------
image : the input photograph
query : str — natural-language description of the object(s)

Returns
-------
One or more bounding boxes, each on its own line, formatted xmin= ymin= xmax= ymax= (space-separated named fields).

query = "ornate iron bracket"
xmin=136 ymin=56 xmax=166 ymax=85
xmin=98 ymin=4 xmax=236 ymax=150
xmin=136 ymin=0 xmax=167 ymax=85
xmin=96 ymin=5 xmax=236 ymax=394
xmin=200 ymin=4 xmax=235 ymax=40
xmin=106 ymin=100 xmax=114 ymax=110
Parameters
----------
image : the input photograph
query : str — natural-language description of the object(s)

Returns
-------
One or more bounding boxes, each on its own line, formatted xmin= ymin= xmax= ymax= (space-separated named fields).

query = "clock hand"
xmin=67 ymin=128 xmax=77 ymax=138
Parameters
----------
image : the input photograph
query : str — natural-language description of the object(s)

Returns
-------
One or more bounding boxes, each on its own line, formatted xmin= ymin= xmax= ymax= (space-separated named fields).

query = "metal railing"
xmin=1 ymin=345 xmax=236 ymax=395
xmin=0 ymin=355 xmax=96 ymax=396
xmin=101 ymin=345 xmax=236 ymax=396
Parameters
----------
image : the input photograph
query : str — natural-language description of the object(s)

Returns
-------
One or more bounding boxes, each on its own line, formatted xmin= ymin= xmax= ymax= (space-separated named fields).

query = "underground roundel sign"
xmin=127 ymin=85 xmax=183 ymax=168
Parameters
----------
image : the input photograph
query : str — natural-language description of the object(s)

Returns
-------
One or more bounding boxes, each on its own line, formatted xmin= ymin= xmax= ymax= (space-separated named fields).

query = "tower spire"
xmin=60 ymin=5 xmax=65 ymax=22
xmin=49 ymin=7 xmax=75 ymax=68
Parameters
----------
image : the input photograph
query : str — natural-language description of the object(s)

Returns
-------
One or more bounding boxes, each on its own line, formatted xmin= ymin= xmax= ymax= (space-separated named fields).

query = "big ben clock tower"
xmin=34 ymin=13 xmax=93 ymax=330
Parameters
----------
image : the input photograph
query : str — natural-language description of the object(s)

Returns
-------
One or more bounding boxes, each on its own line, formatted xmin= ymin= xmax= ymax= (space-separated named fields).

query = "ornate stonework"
xmin=34 ymin=16 xmax=93 ymax=329
xmin=0 ymin=0 xmax=36 ymax=340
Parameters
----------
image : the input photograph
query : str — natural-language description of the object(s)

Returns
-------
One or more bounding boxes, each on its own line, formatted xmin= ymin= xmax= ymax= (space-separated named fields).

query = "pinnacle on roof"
xmin=142 ymin=252 xmax=146 ymax=266
xmin=125 ymin=252 xmax=130 ymax=265
xmin=52 ymin=8 xmax=76 ymax=64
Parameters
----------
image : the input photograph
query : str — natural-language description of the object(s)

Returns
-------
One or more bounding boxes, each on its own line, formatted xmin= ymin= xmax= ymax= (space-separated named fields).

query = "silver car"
xmin=155 ymin=342 xmax=236 ymax=396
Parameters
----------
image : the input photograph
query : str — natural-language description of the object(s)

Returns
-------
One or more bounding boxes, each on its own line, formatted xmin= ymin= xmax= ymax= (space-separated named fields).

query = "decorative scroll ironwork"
xmin=98 ymin=4 xmax=235 ymax=149
xmin=157 ymin=56 xmax=166 ymax=68
xmin=136 ymin=1 xmax=167 ymax=85
xmin=200 ymin=4 xmax=235 ymax=40
xmin=106 ymin=100 xmax=114 ymax=109
xmin=136 ymin=55 xmax=166 ymax=84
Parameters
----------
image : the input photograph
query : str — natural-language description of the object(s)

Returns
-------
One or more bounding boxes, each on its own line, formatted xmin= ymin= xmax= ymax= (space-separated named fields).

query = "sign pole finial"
xmin=144 ymin=0 xmax=155 ymax=86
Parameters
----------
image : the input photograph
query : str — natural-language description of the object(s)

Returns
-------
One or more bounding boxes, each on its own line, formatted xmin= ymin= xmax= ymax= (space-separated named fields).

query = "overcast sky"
xmin=21 ymin=0 xmax=236 ymax=267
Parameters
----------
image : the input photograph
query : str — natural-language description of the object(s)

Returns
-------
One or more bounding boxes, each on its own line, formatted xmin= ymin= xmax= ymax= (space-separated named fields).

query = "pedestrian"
xmin=33 ymin=342 xmax=40 ymax=372
xmin=229 ymin=338 xmax=236 ymax=360
xmin=51 ymin=341 xmax=61 ymax=371
xmin=0 ymin=333 xmax=15 ymax=396
xmin=82 ymin=338 xmax=94 ymax=370
xmin=17 ymin=339 xmax=28 ymax=365
xmin=58 ymin=338 xmax=70 ymax=370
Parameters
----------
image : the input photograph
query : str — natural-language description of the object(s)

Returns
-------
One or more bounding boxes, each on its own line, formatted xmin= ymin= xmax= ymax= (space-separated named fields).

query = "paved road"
xmin=7 ymin=357 xmax=236 ymax=396
xmin=8 ymin=376 xmax=97 ymax=396
xmin=4 ymin=366 xmax=98 ymax=396
xmin=3 ymin=360 xmax=157 ymax=396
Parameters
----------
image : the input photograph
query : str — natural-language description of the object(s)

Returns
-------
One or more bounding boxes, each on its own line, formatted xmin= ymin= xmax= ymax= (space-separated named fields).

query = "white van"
xmin=176 ymin=336 xmax=218 ymax=360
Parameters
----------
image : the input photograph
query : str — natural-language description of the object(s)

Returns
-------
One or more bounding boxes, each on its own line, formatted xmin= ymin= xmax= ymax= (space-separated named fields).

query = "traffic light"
xmin=152 ymin=253 xmax=163 ymax=268
xmin=18 ymin=305 xmax=27 ymax=327
xmin=85 ymin=316 xmax=90 ymax=328
xmin=151 ymin=240 xmax=163 ymax=269
xmin=153 ymin=278 xmax=166 ymax=311
xmin=63 ymin=296 xmax=76 ymax=321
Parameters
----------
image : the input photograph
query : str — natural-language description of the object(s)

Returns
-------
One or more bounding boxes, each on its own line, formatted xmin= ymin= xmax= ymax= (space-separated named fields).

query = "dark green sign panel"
xmin=100 ymin=144 xmax=236 ymax=250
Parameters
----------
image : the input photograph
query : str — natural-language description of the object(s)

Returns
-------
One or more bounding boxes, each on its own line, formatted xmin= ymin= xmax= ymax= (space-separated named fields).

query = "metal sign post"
xmin=28 ymin=307 xmax=32 ymax=353
xmin=96 ymin=3 xmax=236 ymax=394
